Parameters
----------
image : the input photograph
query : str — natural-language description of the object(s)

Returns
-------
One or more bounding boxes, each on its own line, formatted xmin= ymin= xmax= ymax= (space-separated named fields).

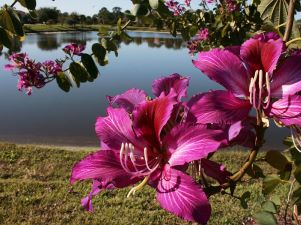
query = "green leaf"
xmin=292 ymin=187 xmax=301 ymax=203
xmin=0 ymin=27 xmax=12 ymax=49
xmin=101 ymin=38 xmax=118 ymax=56
xmin=92 ymin=43 xmax=107 ymax=65
xmin=0 ymin=8 xmax=23 ymax=36
xmin=131 ymin=4 xmax=149 ymax=16
xmin=263 ymin=174 xmax=282 ymax=195
xmin=81 ymin=54 xmax=99 ymax=80
xmin=262 ymin=201 xmax=277 ymax=213
xmin=116 ymin=18 xmax=122 ymax=35
xmin=240 ymin=191 xmax=251 ymax=209
xmin=266 ymin=150 xmax=291 ymax=171
xmin=69 ymin=62 xmax=89 ymax=83
xmin=258 ymin=0 xmax=289 ymax=33
xmin=56 ymin=72 xmax=71 ymax=92
xmin=290 ymin=148 xmax=301 ymax=166
xmin=246 ymin=163 xmax=265 ymax=178
xmin=18 ymin=0 xmax=36 ymax=10
xmin=28 ymin=10 xmax=37 ymax=20
xmin=270 ymin=195 xmax=281 ymax=206
xmin=255 ymin=211 xmax=277 ymax=225
xmin=149 ymin=0 xmax=159 ymax=9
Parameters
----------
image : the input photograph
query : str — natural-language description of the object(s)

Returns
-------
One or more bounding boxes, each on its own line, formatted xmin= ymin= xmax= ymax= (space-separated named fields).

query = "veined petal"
xmin=270 ymin=56 xmax=301 ymax=98
xmin=152 ymin=73 xmax=189 ymax=100
xmin=70 ymin=149 xmax=141 ymax=186
xmin=193 ymin=49 xmax=249 ymax=97
xmin=95 ymin=107 xmax=144 ymax=150
xmin=132 ymin=96 xmax=176 ymax=149
xmin=164 ymin=124 xmax=227 ymax=167
xmin=81 ymin=179 xmax=115 ymax=211
xmin=201 ymin=159 xmax=232 ymax=184
xmin=186 ymin=90 xmax=252 ymax=124
xmin=240 ymin=34 xmax=284 ymax=74
xmin=265 ymin=95 xmax=301 ymax=126
xmin=107 ymin=88 xmax=147 ymax=112
xmin=155 ymin=167 xmax=211 ymax=225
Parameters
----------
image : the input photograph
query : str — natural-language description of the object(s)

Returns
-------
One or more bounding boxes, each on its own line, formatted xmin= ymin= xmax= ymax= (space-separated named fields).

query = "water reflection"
xmin=0 ymin=31 xmax=289 ymax=148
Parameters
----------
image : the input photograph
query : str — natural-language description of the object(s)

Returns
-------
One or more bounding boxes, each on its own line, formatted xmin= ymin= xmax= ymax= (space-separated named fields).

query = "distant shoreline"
xmin=24 ymin=24 xmax=170 ymax=34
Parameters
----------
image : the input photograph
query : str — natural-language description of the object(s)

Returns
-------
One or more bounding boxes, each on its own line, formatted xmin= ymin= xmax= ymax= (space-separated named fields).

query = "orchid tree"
xmin=1 ymin=0 xmax=301 ymax=224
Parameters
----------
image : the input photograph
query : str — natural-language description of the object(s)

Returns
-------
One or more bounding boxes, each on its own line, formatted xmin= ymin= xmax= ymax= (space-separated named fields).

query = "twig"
xmin=11 ymin=0 xmax=18 ymax=7
xmin=284 ymin=179 xmax=296 ymax=225
xmin=283 ymin=0 xmax=296 ymax=42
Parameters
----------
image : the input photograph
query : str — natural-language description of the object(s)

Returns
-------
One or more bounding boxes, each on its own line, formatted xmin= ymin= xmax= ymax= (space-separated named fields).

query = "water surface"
xmin=0 ymin=31 xmax=289 ymax=149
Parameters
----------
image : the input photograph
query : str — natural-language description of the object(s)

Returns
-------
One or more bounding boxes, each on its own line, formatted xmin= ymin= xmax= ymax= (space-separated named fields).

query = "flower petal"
xmin=152 ymin=73 xmax=189 ymax=100
xmin=270 ymin=56 xmax=301 ymax=98
xmin=201 ymin=159 xmax=232 ymax=184
xmin=193 ymin=49 xmax=249 ymax=97
xmin=240 ymin=34 xmax=284 ymax=74
xmin=81 ymin=179 xmax=115 ymax=211
xmin=107 ymin=88 xmax=147 ymax=112
xmin=133 ymin=96 xmax=176 ymax=149
xmin=186 ymin=90 xmax=252 ymax=124
xmin=95 ymin=107 xmax=145 ymax=150
xmin=164 ymin=124 xmax=227 ymax=167
xmin=265 ymin=95 xmax=301 ymax=126
xmin=70 ymin=149 xmax=140 ymax=186
xmin=155 ymin=167 xmax=211 ymax=225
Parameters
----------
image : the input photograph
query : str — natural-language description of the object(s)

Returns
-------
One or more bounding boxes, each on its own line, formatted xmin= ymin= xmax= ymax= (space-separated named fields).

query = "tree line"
xmin=18 ymin=7 xmax=148 ymax=26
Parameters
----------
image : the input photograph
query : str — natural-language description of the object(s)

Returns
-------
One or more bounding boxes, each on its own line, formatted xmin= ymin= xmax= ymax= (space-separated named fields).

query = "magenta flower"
xmin=225 ymin=0 xmax=238 ymax=12
xmin=62 ymin=43 xmax=85 ymax=56
xmin=42 ymin=60 xmax=62 ymax=75
xmin=198 ymin=28 xmax=209 ymax=41
xmin=193 ymin=32 xmax=301 ymax=148
xmin=71 ymin=74 xmax=229 ymax=224
xmin=166 ymin=0 xmax=186 ymax=16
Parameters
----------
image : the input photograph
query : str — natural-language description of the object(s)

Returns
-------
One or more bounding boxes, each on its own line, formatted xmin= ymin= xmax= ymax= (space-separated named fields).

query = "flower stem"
xmin=284 ymin=179 xmax=296 ymax=225
xmin=11 ymin=0 xmax=18 ymax=7
xmin=286 ymin=37 xmax=301 ymax=46
xmin=283 ymin=0 xmax=296 ymax=42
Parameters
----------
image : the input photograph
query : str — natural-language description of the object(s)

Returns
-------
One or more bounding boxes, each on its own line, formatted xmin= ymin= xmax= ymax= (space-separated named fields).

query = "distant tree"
xmin=37 ymin=7 xmax=60 ymax=23
xmin=98 ymin=7 xmax=112 ymax=24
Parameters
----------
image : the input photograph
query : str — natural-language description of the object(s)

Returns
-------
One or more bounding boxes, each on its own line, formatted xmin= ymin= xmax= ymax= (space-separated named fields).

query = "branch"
xmin=283 ymin=0 xmax=296 ymax=42
xmin=11 ymin=0 xmax=18 ymax=7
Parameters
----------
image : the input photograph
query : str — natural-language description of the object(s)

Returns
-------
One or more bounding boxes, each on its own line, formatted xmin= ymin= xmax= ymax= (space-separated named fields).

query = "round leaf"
xmin=255 ymin=211 xmax=277 ymax=225
xmin=263 ymin=174 xmax=282 ymax=195
xmin=69 ymin=62 xmax=89 ymax=83
xmin=262 ymin=201 xmax=277 ymax=214
xmin=149 ymin=0 xmax=159 ymax=9
xmin=266 ymin=150 xmax=290 ymax=171
xmin=56 ymin=72 xmax=71 ymax=92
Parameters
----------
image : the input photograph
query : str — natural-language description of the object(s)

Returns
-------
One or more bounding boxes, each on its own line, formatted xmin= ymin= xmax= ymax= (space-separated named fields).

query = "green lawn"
xmin=23 ymin=24 xmax=165 ymax=33
xmin=0 ymin=142 xmax=289 ymax=225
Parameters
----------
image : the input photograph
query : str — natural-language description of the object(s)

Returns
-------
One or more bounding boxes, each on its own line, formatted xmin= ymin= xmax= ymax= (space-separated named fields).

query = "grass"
xmin=0 ymin=142 xmax=289 ymax=225
xmin=23 ymin=24 xmax=166 ymax=33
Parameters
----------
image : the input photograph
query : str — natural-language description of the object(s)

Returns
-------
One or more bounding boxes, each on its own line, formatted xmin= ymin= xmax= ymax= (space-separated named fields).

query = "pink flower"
xmin=193 ymin=32 xmax=301 ymax=149
xmin=198 ymin=28 xmax=209 ymax=41
xmin=71 ymin=74 xmax=230 ymax=224
xmin=166 ymin=0 xmax=186 ymax=16
xmin=225 ymin=0 xmax=238 ymax=12
xmin=62 ymin=43 xmax=85 ymax=56
xmin=42 ymin=60 xmax=62 ymax=75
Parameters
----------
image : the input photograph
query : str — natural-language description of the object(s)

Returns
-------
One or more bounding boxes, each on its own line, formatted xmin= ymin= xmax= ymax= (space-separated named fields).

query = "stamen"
xmin=249 ymin=70 xmax=258 ymax=104
xmin=291 ymin=126 xmax=301 ymax=153
xmin=127 ymin=176 xmax=150 ymax=197
xmin=263 ymin=72 xmax=271 ymax=109
xmin=257 ymin=70 xmax=263 ymax=109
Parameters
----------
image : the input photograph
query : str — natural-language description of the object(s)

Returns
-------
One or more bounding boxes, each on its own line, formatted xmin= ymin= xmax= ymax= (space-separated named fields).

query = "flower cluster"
xmin=71 ymin=74 xmax=255 ymax=224
xmin=62 ymin=43 xmax=85 ymax=56
xmin=165 ymin=0 xmax=186 ymax=16
xmin=187 ymin=28 xmax=210 ymax=54
xmin=225 ymin=0 xmax=238 ymax=12
xmin=5 ymin=53 xmax=63 ymax=95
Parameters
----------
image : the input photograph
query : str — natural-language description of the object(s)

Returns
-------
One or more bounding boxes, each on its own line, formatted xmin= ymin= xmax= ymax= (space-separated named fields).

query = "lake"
xmin=0 ymin=31 xmax=289 ymax=149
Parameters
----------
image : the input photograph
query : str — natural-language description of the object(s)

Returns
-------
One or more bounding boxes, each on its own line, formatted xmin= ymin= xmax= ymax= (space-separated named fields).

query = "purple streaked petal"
xmin=4 ymin=64 xmax=15 ymax=71
xmin=270 ymin=56 xmax=301 ymax=98
xmin=193 ymin=49 xmax=249 ymax=97
xmin=81 ymin=179 xmax=115 ymax=211
xmin=201 ymin=159 xmax=232 ymax=184
xmin=107 ymin=88 xmax=147 ymax=112
xmin=132 ymin=96 xmax=176 ymax=149
xmin=240 ymin=35 xmax=284 ymax=74
xmin=70 ymin=149 xmax=141 ymax=186
xmin=155 ymin=167 xmax=211 ymax=225
xmin=186 ymin=90 xmax=252 ymax=124
xmin=164 ymin=124 xmax=227 ymax=167
xmin=265 ymin=95 xmax=301 ymax=126
xmin=152 ymin=73 xmax=189 ymax=100
xmin=95 ymin=107 xmax=145 ymax=150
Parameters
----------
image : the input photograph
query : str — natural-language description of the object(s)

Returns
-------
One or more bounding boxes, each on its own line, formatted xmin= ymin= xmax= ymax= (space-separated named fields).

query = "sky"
xmin=2 ymin=0 xmax=202 ymax=15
